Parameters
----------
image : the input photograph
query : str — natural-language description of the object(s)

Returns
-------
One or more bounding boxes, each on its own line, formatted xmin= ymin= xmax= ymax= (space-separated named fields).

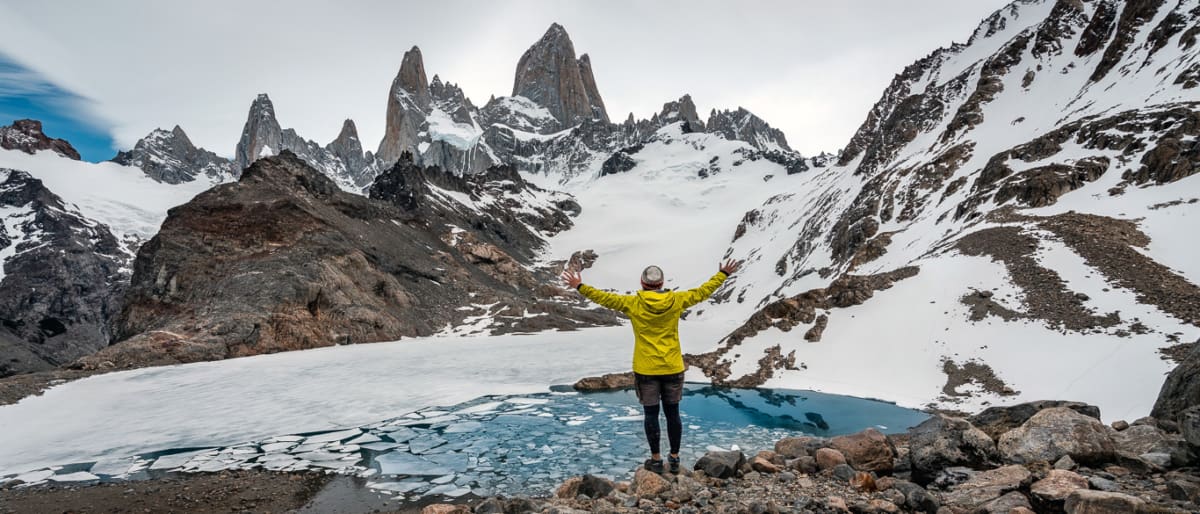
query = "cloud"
xmin=0 ymin=0 xmax=1012 ymax=158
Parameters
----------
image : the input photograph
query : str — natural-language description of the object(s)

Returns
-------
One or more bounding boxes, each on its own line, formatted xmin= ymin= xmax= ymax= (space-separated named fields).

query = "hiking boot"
xmin=644 ymin=458 xmax=664 ymax=474
xmin=668 ymin=455 xmax=681 ymax=474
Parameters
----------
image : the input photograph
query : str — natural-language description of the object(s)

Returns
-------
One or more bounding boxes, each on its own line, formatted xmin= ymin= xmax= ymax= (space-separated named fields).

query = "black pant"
xmin=643 ymin=402 xmax=682 ymax=455
xmin=636 ymin=371 xmax=684 ymax=456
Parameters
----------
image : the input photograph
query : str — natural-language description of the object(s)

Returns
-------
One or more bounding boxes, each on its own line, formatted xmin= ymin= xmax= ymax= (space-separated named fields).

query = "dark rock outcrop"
xmin=0 ymin=119 xmax=80 ymax=160
xmin=77 ymin=152 xmax=613 ymax=370
xmin=907 ymin=415 xmax=998 ymax=485
xmin=114 ymin=126 xmax=237 ymax=184
xmin=0 ymin=169 xmax=125 ymax=377
xmin=1153 ymin=340 xmax=1200 ymax=424
xmin=706 ymin=107 xmax=792 ymax=152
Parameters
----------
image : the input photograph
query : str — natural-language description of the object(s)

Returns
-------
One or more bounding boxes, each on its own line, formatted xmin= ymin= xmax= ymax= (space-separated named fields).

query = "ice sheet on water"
xmin=304 ymin=428 xmax=362 ymax=444
xmin=381 ymin=427 xmax=420 ymax=442
xmin=442 ymin=420 xmax=484 ymax=434
xmin=408 ymin=434 xmax=447 ymax=454
xmin=425 ymin=484 xmax=471 ymax=497
xmin=49 ymin=471 xmax=98 ymax=482
xmin=347 ymin=433 xmax=382 ymax=445
xmin=14 ymin=469 xmax=53 ymax=483
xmin=367 ymin=480 xmax=426 ymax=493
xmin=360 ymin=442 xmax=402 ymax=452
xmin=373 ymin=452 xmax=454 ymax=476
xmin=148 ymin=449 xmax=213 ymax=470
xmin=89 ymin=459 xmax=136 ymax=476
xmin=261 ymin=442 xmax=296 ymax=453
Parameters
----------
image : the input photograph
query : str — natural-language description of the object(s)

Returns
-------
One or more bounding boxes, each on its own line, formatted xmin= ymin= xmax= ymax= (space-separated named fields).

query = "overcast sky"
xmin=0 ymin=0 xmax=1010 ymax=160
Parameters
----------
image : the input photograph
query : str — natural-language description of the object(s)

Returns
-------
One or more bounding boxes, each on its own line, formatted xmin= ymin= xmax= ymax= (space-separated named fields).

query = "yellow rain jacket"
xmin=578 ymin=271 xmax=728 ymax=375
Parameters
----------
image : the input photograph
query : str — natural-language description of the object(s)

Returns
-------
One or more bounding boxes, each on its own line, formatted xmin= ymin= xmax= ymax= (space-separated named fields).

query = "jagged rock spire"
xmin=327 ymin=119 xmax=367 ymax=172
xmin=378 ymin=46 xmax=431 ymax=164
xmin=512 ymin=23 xmax=609 ymax=126
xmin=0 ymin=119 xmax=81 ymax=160
xmin=234 ymin=93 xmax=283 ymax=171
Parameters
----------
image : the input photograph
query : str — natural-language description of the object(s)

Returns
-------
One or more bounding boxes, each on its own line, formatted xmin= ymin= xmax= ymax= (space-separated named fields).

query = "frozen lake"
xmin=2 ymin=384 xmax=929 ymax=501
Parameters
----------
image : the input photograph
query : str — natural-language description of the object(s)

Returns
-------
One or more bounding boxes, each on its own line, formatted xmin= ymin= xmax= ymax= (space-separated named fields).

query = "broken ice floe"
xmin=4 ymin=385 xmax=928 ymax=500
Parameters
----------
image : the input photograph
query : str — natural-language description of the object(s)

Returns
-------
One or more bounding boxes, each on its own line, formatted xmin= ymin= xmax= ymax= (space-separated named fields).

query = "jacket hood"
xmin=636 ymin=289 xmax=675 ymax=314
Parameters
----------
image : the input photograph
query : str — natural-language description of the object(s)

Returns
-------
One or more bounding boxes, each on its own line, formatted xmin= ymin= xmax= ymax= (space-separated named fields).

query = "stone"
xmin=576 ymin=474 xmax=614 ymax=499
xmin=421 ymin=504 xmax=468 ymax=514
xmin=1139 ymin=452 xmax=1172 ymax=467
xmin=907 ymin=414 xmax=998 ymax=484
xmin=750 ymin=455 xmax=781 ymax=473
xmin=979 ymin=491 xmax=1032 ymax=513
xmin=693 ymin=450 xmax=744 ymax=479
xmin=1063 ymin=489 xmax=1145 ymax=513
xmin=815 ymin=448 xmax=847 ymax=470
xmin=1111 ymin=420 xmax=1130 ymax=431
xmin=1113 ymin=424 xmax=1191 ymax=466
xmin=1167 ymin=478 xmax=1200 ymax=502
xmin=793 ymin=456 xmax=818 ymax=474
xmin=893 ymin=479 xmax=940 ymax=513
xmin=831 ymin=463 xmax=857 ymax=482
xmin=830 ymin=428 xmax=895 ymax=473
xmin=631 ymin=468 xmax=669 ymax=497
xmin=998 ymin=407 xmax=1116 ymax=464
xmin=865 ymin=499 xmax=900 ymax=513
xmin=572 ymin=372 xmax=634 ymax=391
xmin=1031 ymin=469 xmax=1089 ymax=503
xmin=555 ymin=476 xmax=582 ymax=499
xmin=1087 ymin=476 xmax=1119 ymax=491
xmin=774 ymin=436 xmax=813 ymax=459
xmin=969 ymin=401 xmax=1102 ymax=440
xmin=1054 ymin=455 xmax=1077 ymax=470
xmin=825 ymin=496 xmax=849 ymax=512
xmin=941 ymin=465 xmax=1031 ymax=509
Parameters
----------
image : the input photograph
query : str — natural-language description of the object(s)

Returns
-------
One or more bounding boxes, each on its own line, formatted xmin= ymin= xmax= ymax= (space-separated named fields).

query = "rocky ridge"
xmin=706 ymin=0 xmax=1200 ymax=410
xmin=74 ymin=152 xmax=615 ymax=370
xmin=0 ymin=169 xmax=125 ymax=377
xmin=0 ymin=120 xmax=80 ymax=160
xmin=111 ymin=125 xmax=236 ymax=184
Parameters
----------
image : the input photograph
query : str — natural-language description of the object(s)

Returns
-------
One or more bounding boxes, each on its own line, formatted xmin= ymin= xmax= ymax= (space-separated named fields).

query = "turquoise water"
xmin=11 ymin=384 xmax=929 ymax=501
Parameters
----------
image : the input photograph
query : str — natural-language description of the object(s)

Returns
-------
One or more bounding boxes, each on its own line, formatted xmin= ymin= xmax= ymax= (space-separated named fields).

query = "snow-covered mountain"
xmin=0 ymin=1 xmax=1196 ymax=426
xmin=682 ymin=0 xmax=1200 ymax=420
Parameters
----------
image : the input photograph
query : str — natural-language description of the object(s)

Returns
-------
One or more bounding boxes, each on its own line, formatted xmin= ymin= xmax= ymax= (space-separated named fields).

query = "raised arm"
xmin=562 ymin=269 xmax=635 ymax=314
xmin=681 ymin=259 xmax=741 ymax=309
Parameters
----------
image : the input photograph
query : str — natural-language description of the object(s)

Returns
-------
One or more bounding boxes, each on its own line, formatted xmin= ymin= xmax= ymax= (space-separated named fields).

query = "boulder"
xmin=815 ymin=448 xmax=847 ymax=470
xmin=631 ymin=468 xmax=669 ymax=497
xmin=421 ymin=505 xmax=469 ymax=514
xmin=998 ymin=407 xmax=1116 ymax=464
xmin=979 ymin=491 xmax=1033 ymax=513
xmin=750 ymin=455 xmax=781 ymax=473
xmin=1151 ymin=339 xmax=1200 ymax=425
xmin=1063 ymin=490 xmax=1145 ymax=513
xmin=577 ymin=474 xmax=614 ymax=498
xmin=830 ymin=428 xmax=895 ymax=474
xmin=831 ymin=463 xmax=857 ymax=482
xmin=970 ymin=401 xmax=1102 ymax=440
xmin=1031 ymin=469 xmax=1089 ymax=505
xmin=775 ymin=436 xmax=817 ymax=458
xmin=892 ymin=480 xmax=940 ymax=513
xmin=693 ymin=450 xmax=744 ymax=479
xmin=572 ymin=372 xmax=634 ymax=392
xmin=941 ymin=465 xmax=1032 ymax=509
xmin=1112 ymin=424 xmax=1191 ymax=467
xmin=907 ymin=414 xmax=998 ymax=484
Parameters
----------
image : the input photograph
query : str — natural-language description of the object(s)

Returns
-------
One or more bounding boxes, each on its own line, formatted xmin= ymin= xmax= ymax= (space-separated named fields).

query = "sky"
xmin=0 ymin=0 xmax=1011 ymax=162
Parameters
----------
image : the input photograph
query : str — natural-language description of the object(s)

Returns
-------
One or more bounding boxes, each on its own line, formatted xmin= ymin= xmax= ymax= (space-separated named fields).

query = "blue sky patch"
xmin=0 ymin=53 xmax=118 ymax=162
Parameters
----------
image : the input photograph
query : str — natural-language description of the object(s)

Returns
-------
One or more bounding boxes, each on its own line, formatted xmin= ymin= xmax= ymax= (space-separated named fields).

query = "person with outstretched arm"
xmin=561 ymin=259 xmax=741 ymax=474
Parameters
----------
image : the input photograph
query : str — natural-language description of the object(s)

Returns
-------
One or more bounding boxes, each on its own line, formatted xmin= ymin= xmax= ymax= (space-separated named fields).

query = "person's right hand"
xmin=720 ymin=259 xmax=742 ymax=275
xmin=561 ymin=269 xmax=583 ymax=289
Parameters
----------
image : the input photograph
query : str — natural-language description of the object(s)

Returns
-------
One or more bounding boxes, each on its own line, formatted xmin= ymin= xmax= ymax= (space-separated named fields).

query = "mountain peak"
xmin=513 ymin=22 xmax=608 ymax=125
xmin=378 ymin=45 xmax=433 ymax=164
xmin=0 ymin=118 xmax=81 ymax=160
xmin=235 ymin=93 xmax=284 ymax=170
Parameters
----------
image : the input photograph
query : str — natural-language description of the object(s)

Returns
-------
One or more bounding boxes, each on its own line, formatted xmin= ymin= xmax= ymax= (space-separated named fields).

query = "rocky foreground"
xmin=415 ymin=401 xmax=1200 ymax=514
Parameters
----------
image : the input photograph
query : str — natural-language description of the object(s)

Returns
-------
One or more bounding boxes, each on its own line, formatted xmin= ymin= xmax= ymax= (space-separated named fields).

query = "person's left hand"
xmin=719 ymin=259 xmax=742 ymax=275
xmin=561 ymin=269 xmax=582 ymax=289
